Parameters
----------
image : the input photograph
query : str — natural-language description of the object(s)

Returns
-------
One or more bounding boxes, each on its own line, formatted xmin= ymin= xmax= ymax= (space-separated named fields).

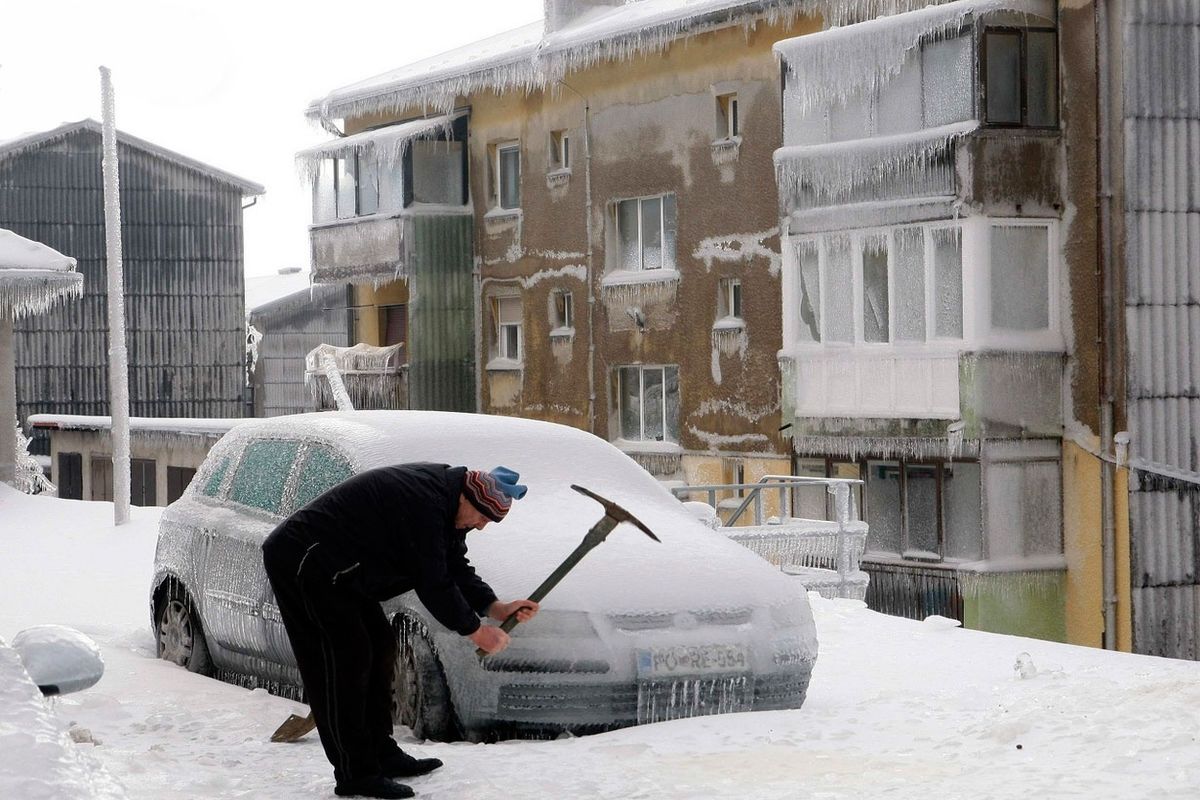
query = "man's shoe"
xmin=333 ymin=775 xmax=415 ymax=799
xmin=380 ymin=749 xmax=443 ymax=778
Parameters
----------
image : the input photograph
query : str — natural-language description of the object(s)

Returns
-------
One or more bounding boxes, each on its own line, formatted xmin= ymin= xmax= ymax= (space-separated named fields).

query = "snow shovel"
xmin=271 ymin=710 xmax=316 ymax=743
xmin=476 ymin=483 xmax=660 ymax=657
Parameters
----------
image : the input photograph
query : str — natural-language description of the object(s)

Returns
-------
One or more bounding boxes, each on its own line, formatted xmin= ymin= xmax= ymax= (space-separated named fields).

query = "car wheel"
xmin=392 ymin=621 xmax=460 ymax=742
xmin=155 ymin=583 xmax=212 ymax=675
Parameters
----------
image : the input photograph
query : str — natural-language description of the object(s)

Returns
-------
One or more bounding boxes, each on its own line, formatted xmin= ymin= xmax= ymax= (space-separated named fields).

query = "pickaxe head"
xmin=571 ymin=484 xmax=661 ymax=542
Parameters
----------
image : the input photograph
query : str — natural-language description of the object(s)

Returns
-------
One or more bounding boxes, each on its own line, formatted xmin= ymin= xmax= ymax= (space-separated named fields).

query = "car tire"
xmin=392 ymin=620 xmax=460 ymax=742
xmin=154 ymin=583 xmax=213 ymax=675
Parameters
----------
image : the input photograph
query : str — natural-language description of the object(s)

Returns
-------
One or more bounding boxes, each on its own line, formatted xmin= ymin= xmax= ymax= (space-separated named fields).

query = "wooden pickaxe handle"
xmin=476 ymin=486 xmax=658 ymax=657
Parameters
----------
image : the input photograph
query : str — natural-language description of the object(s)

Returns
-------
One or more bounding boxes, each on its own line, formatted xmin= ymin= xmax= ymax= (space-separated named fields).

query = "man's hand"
xmin=487 ymin=599 xmax=540 ymax=624
xmin=468 ymin=625 xmax=510 ymax=655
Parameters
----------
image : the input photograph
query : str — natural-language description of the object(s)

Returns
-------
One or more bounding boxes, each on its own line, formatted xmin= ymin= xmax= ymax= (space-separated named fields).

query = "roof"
xmin=244 ymin=268 xmax=313 ymax=314
xmin=307 ymin=0 xmax=811 ymax=122
xmin=28 ymin=414 xmax=250 ymax=437
xmin=0 ymin=228 xmax=83 ymax=317
xmin=0 ymin=120 xmax=264 ymax=197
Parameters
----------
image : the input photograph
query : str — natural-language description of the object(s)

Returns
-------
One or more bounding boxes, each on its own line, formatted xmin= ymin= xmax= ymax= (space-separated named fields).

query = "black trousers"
xmin=263 ymin=531 xmax=399 ymax=783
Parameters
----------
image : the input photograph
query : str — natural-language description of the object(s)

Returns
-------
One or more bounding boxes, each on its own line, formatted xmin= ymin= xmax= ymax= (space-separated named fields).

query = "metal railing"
xmin=671 ymin=475 xmax=869 ymax=600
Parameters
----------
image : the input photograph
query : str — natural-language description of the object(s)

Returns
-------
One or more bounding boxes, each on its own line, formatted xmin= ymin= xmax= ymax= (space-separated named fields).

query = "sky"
xmin=0 ymin=0 xmax=543 ymax=279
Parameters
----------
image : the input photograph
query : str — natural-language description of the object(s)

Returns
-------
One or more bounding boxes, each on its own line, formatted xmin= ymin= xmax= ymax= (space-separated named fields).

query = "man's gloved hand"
xmin=487 ymin=599 xmax=540 ymax=624
xmin=468 ymin=625 xmax=510 ymax=654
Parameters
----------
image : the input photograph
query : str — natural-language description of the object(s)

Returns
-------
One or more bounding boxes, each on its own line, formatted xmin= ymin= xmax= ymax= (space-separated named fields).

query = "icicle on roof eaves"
xmin=0 ymin=119 xmax=264 ymax=197
xmin=294 ymin=113 xmax=461 ymax=183
xmin=308 ymin=0 xmax=843 ymax=125
xmin=774 ymin=0 xmax=1055 ymax=113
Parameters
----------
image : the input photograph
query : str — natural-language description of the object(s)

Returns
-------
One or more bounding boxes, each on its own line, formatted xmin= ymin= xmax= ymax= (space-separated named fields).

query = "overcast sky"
xmin=0 ymin=0 xmax=543 ymax=278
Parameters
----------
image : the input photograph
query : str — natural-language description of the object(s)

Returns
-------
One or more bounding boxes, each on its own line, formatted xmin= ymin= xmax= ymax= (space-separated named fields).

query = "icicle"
xmin=11 ymin=416 xmax=54 ymax=495
xmin=245 ymin=323 xmax=264 ymax=375
xmin=775 ymin=120 xmax=978 ymax=209
xmin=305 ymin=342 xmax=404 ymax=410
xmin=295 ymin=114 xmax=459 ymax=184
xmin=710 ymin=138 xmax=742 ymax=166
xmin=776 ymin=0 xmax=1053 ymax=113
xmin=792 ymin=432 xmax=980 ymax=461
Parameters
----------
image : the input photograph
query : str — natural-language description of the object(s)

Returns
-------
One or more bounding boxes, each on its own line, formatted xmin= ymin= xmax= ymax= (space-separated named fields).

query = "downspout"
xmin=1095 ymin=0 xmax=1118 ymax=649
xmin=559 ymin=80 xmax=598 ymax=434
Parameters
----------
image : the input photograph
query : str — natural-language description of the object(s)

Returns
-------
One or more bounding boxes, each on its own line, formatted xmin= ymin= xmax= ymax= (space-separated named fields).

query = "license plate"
xmin=636 ymin=644 xmax=748 ymax=677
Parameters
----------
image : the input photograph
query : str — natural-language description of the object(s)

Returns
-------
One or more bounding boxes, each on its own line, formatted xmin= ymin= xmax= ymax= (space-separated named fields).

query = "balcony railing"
xmin=672 ymin=476 xmax=869 ymax=600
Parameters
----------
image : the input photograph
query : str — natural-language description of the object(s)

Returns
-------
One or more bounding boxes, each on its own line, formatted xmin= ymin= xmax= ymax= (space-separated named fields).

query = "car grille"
xmin=607 ymin=607 xmax=754 ymax=631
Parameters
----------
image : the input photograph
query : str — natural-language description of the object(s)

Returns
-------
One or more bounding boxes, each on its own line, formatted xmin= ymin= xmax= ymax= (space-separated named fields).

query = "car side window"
xmin=201 ymin=455 xmax=233 ymax=497
xmin=291 ymin=445 xmax=353 ymax=512
xmin=229 ymin=440 xmax=300 ymax=515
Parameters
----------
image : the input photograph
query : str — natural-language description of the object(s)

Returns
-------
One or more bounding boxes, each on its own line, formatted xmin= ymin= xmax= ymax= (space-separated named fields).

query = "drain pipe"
xmin=1095 ymin=0 xmax=1119 ymax=650
xmin=559 ymin=80 xmax=598 ymax=434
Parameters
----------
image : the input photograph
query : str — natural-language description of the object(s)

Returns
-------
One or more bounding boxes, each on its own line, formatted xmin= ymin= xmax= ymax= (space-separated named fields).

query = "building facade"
xmin=0 ymin=120 xmax=262 ymax=456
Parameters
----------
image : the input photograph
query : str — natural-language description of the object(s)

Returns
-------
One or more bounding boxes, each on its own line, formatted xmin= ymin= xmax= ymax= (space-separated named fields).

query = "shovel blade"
xmin=270 ymin=712 xmax=316 ymax=743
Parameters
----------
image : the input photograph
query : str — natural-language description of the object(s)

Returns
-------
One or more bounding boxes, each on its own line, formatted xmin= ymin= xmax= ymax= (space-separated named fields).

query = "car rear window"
xmin=229 ymin=440 xmax=300 ymax=515
xmin=291 ymin=446 xmax=353 ymax=511
xmin=202 ymin=456 xmax=232 ymax=497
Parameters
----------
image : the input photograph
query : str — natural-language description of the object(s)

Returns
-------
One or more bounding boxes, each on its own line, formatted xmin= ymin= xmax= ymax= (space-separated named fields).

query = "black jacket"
xmin=265 ymin=462 xmax=497 ymax=635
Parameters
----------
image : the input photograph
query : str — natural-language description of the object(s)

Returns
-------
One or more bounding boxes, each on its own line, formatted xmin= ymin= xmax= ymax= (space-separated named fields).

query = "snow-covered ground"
xmin=2 ymin=483 xmax=1198 ymax=799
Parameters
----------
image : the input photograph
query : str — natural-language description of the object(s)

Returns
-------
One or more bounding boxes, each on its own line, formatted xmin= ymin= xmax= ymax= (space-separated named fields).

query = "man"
xmin=263 ymin=463 xmax=538 ymax=799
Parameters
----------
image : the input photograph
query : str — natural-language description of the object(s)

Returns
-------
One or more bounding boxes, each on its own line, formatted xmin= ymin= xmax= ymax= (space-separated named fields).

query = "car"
xmin=150 ymin=410 xmax=818 ymax=741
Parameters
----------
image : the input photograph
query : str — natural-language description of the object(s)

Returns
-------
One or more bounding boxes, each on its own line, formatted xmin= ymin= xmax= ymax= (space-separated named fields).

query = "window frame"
xmin=616 ymin=364 xmax=680 ymax=444
xmin=550 ymin=289 xmax=574 ymax=334
xmin=612 ymin=193 xmax=676 ymax=272
xmin=716 ymin=92 xmax=740 ymax=139
xmin=980 ymin=25 xmax=1059 ymax=130
xmin=718 ymin=277 xmax=743 ymax=321
xmin=491 ymin=295 xmax=523 ymax=363
xmin=494 ymin=141 xmax=522 ymax=210
xmin=549 ymin=129 xmax=571 ymax=171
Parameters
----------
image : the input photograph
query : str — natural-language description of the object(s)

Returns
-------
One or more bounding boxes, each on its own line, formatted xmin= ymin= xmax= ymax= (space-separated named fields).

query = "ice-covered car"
xmin=150 ymin=410 xmax=818 ymax=740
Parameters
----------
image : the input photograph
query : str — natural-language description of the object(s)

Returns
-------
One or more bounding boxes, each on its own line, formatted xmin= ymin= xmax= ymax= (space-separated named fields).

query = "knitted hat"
xmin=463 ymin=466 xmax=528 ymax=522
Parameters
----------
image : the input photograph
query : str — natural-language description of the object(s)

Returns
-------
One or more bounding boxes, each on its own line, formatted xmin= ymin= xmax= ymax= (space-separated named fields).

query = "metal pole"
xmin=0 ymin=314 xmax=15 ymax=486
xmin=101 ymin=67 xmax=130 ymax=525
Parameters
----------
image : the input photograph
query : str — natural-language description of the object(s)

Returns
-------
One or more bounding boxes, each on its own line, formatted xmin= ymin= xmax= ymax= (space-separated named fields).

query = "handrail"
xmin=672 ymin=474 xmax=862 ymax=527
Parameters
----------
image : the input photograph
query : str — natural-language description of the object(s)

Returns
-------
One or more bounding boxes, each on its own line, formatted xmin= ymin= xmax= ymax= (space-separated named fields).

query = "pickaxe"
xmin=477 ymin=484 xmax=660 ymax=657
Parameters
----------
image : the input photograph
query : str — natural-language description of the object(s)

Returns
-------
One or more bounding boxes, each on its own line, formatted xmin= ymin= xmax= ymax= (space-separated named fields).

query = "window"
xmin=550 ymin=129 xmax=570 ymax=171
xmin=718 ymin=278 xmax=742 ymax=320
xmin=492 ymin=296 xmax=523 ymax=362
xmin=312 ymin=149 xmax=387 ymax=222
xmin=494 ymin=142 xmax=521 ymax=210
xmin=550 ymin=290 xmax=573 ymax=333
xmin=990 ymin=223 xmax=1050 ymax=331
xmin=412 ymin=139 xmax=465 ymax=205
xmin=716 ymin=92 xmax=739 ymax=139
xmin=131 ymin=458 xmax=157 ymax=507
xmin=291 ymin=446 xmax=353 ymax=512
xmin=230 ymin=440 xmax=300 ymax=515
xmin=202 ymin=455 xmax=232 ymax=497
xmin=863 ymin=459 xmax=982 ymax=562
xmin=614 ymin=194 xmax=678 ymax=271
xmin=167 ymin=466 xmax=196 ymax=505
xmin=57 ymin=452 xmax=82 ymax=500
xmin=792 ymin=224 xmax=964 ymax=346
xmin=617 ymin=365 xmax=680 ymax=443
xmin=983 ymin=27 xmax=1058 ymax=127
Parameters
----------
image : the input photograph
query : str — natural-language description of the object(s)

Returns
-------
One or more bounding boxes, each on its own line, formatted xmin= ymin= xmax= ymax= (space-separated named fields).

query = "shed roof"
xmin=0 ymin=119 xmax=264 ymax=197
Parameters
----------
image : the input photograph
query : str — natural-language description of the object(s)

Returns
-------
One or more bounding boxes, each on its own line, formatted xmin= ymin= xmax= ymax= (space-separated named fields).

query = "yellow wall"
xmin=352 ymin=282 xmax=410 ymax=345
xmin=1062 ymin=440 xmax=1133 ymax=652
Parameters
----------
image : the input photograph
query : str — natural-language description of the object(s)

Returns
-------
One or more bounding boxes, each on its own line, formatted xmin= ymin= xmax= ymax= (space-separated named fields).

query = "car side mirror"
xmin=11 ymin=625 xmax=104 ymax=696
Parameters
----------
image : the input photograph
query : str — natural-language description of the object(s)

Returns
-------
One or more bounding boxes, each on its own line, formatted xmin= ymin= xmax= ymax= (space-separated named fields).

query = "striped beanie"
xmin=463 ymin=466 xmax=528 ymax=522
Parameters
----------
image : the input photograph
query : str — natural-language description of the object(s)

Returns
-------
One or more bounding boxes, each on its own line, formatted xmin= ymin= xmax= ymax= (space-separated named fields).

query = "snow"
xmin=774 ymin=0 xmax=1054 ymax=113
xmin=295 ymin=113 xmax=459 ymax=183
xmin=10 ymin=625 xmax=104 ymax=695
xmin=0 ymin=228 xmax=83 ymax=318
xmin=244 ymin=267 xmax=311 ymax=314
xmin=28 ymin=414 xmax=251 ymax=436
xmin=5 ymin=471 xmax=1200 ymax=797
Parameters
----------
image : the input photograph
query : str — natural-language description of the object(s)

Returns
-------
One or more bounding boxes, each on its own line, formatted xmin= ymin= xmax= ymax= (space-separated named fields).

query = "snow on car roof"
xmin=215 ymin=410 xmax=806 ymax=615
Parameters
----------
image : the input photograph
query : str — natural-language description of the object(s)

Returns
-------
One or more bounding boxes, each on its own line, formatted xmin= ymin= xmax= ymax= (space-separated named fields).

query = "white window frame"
xmin=494 ymin=141 xmax=521 ymax=210
xmin=786 ymin=217 xmax=1060 ymax=353
xmin=550 ymin=289 xmax=573 ymax=334
xmin=550 ymin=129 xmax=571 ymax=171
xmin=716 ymin=92 xmax=740 ymax=139
xmin=718 ymin=278 xmax=743 ymax=321
xmin=492 ymin=296 xmax=523 ymax=363
xmin=613 ymin=194 xmax=673 ymax=272
xmin=617 ymin=364 xmax=680 ymax=444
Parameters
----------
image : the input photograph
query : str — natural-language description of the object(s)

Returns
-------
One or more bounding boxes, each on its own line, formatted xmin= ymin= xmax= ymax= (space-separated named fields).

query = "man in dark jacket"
xmin=262 ymin=463 xmax=537 ymax=800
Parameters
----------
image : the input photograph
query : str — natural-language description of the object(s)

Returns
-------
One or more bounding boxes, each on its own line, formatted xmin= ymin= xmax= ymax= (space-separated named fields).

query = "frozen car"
xmin=150 ymin=410 xmax=818 ymax=740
